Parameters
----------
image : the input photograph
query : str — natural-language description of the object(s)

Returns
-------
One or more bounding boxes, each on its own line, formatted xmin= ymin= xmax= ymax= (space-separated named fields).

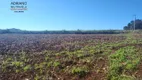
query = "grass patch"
xmin=108 ymin=46 xmax=140 ymax=80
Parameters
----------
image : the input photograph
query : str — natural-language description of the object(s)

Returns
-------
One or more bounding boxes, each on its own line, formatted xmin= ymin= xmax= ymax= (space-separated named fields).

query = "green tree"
xmin=124 ymin=19 xmax=142 ymax=30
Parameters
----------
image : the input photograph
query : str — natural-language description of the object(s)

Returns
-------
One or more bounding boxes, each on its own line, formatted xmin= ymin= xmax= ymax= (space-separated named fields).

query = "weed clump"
xmin=70 ymin=66 xmax=89 ymax=77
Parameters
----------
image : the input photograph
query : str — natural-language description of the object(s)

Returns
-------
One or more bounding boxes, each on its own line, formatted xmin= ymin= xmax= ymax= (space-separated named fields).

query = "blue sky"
xmin=0 ymin=0 xmax=142 ymax=30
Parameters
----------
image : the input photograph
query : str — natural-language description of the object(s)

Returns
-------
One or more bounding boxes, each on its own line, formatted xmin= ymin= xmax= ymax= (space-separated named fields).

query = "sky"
xmin=0 ymin=0 xmax=142 ymax=31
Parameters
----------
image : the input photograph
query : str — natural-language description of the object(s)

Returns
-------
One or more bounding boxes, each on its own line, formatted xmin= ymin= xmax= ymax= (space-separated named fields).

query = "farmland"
xmin=0 ymin=33 xmax=142 ymax=80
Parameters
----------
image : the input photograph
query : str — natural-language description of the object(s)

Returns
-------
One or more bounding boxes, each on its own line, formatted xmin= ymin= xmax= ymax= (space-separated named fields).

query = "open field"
xmin=1 ymin=33 xmax=142 ymax=80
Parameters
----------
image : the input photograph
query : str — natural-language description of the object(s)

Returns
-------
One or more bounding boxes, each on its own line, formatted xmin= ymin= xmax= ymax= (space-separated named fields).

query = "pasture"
xmin=0 ymin=33 xmax=142 ymax=80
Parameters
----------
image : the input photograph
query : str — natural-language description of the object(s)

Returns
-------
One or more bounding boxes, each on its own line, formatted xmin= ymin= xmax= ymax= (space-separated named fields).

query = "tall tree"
xmin=124 ymin=19 xmax=142 ymax=30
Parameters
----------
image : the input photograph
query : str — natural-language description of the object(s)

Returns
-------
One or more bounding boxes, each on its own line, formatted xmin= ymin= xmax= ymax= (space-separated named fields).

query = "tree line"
xmin=0 ymin=28 xmax=123 ymax=34
xmin=1 ymin=19 xmax=142 ymax=34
